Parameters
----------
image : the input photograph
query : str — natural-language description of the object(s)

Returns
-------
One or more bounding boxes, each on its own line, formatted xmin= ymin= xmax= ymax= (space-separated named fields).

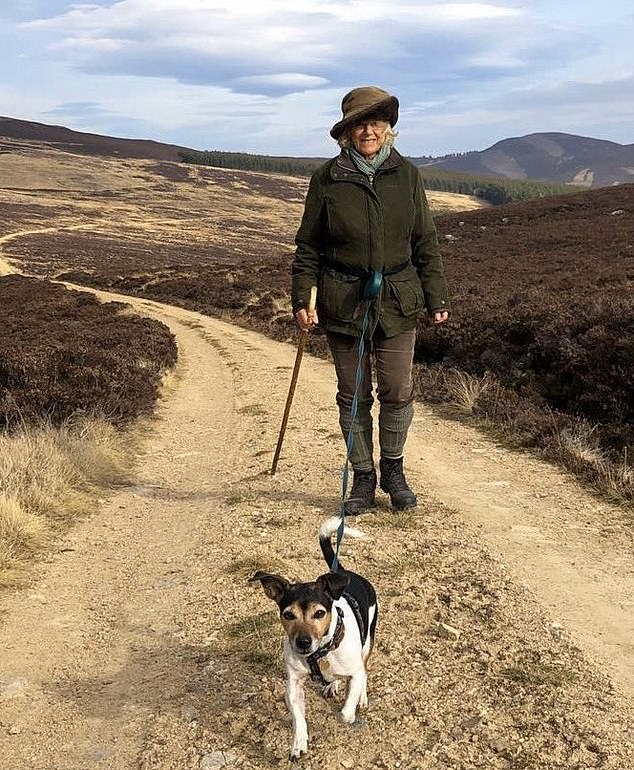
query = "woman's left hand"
xmin=431 ymin=310 xmax=449 ymax=325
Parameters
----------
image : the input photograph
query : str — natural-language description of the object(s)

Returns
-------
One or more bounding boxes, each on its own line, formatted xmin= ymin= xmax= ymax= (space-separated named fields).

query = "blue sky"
xmin=1 ymin=1 xmax=633 ymax=157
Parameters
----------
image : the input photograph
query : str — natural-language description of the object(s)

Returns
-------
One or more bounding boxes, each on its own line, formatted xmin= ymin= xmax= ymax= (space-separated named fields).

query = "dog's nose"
xmin=295 ymin=634 xmax=312 ymax=652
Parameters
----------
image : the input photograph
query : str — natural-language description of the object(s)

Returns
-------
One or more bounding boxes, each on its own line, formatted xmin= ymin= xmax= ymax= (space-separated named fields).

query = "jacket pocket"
xmin=318 ymin=267 xmax=362 ymax=322
xmin=387 ymin=271 xmax=424 ymax=318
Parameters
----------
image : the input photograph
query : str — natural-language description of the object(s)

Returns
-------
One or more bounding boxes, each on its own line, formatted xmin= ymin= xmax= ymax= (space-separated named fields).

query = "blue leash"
xmin=331 ymin=271 xmax=383 ymax=571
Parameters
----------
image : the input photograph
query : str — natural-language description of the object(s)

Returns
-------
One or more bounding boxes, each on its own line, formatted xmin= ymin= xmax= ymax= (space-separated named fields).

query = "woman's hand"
xmin=294 ymin=308 xmax=319 ymax=331
xmin=431 ymin=310 xmax=449 ymax=325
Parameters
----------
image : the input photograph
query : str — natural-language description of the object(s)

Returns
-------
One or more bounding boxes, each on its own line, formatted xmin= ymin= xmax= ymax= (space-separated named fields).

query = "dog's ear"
xmin=316 ymin=571 xmax=350 ymax=600
xmin=249 ymin=571 xmax=290 ymax=603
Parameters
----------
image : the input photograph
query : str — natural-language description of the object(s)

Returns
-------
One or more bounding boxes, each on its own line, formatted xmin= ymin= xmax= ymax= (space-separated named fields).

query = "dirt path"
xmin=413 ymin=411 xmax=634 ymax=688
xmin=0 ymin=258 xmax=633 ymax=767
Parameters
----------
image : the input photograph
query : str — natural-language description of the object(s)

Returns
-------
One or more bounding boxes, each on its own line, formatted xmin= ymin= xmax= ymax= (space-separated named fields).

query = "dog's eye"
xmin=313 ymin=609 xmax=326 ymax=619
xmin=282 ymin=610 xmax=295 ymax=621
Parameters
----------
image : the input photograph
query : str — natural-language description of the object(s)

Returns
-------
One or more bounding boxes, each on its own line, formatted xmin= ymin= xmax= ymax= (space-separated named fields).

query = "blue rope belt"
xmin=331 ymin=270 xmax=383 ymax=571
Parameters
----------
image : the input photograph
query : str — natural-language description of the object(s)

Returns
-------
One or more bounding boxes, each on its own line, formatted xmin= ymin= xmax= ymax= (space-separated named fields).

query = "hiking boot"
xmin=343 ymin=468 xmax=377 ymax=516
xmin=379 ymin=457 xmax=417 ymax=510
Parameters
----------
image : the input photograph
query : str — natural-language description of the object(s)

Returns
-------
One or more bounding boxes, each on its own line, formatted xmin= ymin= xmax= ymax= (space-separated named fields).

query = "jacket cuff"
xmin=427 ymin=296 xmax=450 ymax=312
xmin=292 ymin=297 xmax=307 ymax=315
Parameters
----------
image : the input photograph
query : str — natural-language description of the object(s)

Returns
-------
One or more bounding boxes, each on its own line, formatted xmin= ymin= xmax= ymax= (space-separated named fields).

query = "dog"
xmin=250 ymin=516 xmax=378 ymax=758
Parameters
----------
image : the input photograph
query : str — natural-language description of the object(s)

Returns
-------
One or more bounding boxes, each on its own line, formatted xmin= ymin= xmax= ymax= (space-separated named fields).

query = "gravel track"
xmin=0 ymin=279 xmax=633 ymax=769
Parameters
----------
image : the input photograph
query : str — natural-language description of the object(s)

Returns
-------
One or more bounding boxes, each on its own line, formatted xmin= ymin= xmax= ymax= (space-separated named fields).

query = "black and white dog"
xmin=250 ymin=516 xmax=378 ymax=758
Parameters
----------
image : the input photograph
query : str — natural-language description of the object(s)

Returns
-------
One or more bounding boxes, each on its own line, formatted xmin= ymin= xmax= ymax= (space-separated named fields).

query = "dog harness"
xmin=305 ymin=606 xmax=345 ymax=686
xmin=342 ymin=591 xmax=368 ymax=645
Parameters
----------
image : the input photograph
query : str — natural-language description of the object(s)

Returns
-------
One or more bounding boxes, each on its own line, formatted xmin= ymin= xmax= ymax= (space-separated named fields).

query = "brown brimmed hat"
xmin=330 ymin=86 xmax=399 ymax=140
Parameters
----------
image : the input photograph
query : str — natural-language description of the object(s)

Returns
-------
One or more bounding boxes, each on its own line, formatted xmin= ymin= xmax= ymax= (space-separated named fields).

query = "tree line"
xmin=178 ymin=150 xmax=581 ymax=204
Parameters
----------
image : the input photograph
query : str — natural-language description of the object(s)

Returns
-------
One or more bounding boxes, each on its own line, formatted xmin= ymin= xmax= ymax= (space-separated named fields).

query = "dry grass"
xmin=445 ymin=369 xmax=497 ymax=414
xmin=498 ymin=663 xmax=578 ymax=687
xmin=0 ymin=416 xmax=139 ymax=586
xmin=556 ymin=424 xmax=605 ymax=466
xmin=57 ymin=415 xmax=139 ymax=486
xmin=0 ymin=150 xmax=156 ymax=193
xmin=596 ymin=455 xmax=633 ymax=503
xmin=555 ymin=425 xmax=633 ymax=503
xmin=226 ymin=554 xmax=288 ymax=577
xmin=0 ymin=496 xmax=48 ymax=583
xmin=417 ymin=367 xmax=633 ymax=504
xmin=427 ymin=189 xmax=488 ymax=213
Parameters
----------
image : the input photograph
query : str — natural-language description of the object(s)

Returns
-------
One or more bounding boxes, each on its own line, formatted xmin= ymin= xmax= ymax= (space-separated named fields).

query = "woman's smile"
xmin=351 ymin=120 xmax=389 ymax=158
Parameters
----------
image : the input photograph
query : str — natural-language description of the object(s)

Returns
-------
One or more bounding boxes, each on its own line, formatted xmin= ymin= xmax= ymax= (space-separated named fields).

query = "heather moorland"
xmin=0 ymin=136 xmax=632 ymax=770
xmin=3 ymin=140 xmax=631 ymax=500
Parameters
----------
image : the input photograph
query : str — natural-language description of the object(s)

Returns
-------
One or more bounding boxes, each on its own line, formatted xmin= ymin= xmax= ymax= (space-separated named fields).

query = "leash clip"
xmin=364 ymin=270 xmax=383 ymax=300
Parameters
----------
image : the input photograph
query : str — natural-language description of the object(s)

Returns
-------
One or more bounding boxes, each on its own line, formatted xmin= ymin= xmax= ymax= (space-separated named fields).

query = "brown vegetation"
xmin=418 ymin=187 xmax=633 ymax=473
xmin=0 ymin=275 xmax=177 ymax=428
xmin=0 ymin=270 xmax=176 ymax=584
xmin=1 ymin=141 xmax=631 ymax=499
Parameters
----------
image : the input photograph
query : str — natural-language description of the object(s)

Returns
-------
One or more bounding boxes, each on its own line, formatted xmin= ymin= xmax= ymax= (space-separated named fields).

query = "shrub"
xmin=0 ymin=275 xmax=177 ymax=428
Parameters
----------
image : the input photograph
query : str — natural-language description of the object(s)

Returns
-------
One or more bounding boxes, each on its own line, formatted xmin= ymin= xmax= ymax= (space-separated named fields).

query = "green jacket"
xmin=291 ymin=148 xmax=450 ymax=337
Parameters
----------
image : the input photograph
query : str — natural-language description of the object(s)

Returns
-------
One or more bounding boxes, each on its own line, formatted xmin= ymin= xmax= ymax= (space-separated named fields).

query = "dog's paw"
xmin=321 ymin=680 xmax=341 ymax=699
xmin=359 ymin=688 xmax=368 ymax=709
xmin=340 ymin=707 xmax=357 ymax=724
xmin=290 ymin=732 xmax=308 ymax=759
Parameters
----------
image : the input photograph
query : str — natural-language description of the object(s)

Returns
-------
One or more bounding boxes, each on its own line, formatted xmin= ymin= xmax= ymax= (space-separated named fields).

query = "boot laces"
xmin=381 ymin=459 xmax=411 ymax=492
xmin=350 ymin=469 xmax=376 ymax=497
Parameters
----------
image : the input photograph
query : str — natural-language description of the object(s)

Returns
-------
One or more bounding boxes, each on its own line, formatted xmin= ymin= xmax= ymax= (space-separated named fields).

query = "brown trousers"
xmin=327 ymin=328 xmax=416 ymax=471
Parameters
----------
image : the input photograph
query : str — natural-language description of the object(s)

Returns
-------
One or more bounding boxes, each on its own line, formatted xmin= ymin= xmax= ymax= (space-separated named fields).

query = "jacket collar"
xmin=330 ymin=147 xmax=402 ymax=182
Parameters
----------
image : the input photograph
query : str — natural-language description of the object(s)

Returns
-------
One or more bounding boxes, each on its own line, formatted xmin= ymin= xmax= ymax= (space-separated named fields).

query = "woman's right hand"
xmin=294 ymin=308 xmax=319 ymax=331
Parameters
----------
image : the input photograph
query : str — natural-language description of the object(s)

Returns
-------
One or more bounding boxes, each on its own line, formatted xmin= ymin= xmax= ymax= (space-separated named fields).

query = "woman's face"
xmin=350 ymin=119 xmax=389 ymax=159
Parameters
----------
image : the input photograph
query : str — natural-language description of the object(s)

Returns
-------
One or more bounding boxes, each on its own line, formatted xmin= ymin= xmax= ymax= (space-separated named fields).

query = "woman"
xmin=292 ymin=86 xmax=450 ymax=515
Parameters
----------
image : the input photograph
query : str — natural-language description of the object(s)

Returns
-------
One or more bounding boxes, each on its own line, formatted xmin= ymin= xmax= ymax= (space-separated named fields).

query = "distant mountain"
xmin=0 ymin=116 xmax=194 ymax=161
xmin=414 ymin=132 xmax=634 ymax=188
xmin=3 ymin=118 xmax=633 ymax=189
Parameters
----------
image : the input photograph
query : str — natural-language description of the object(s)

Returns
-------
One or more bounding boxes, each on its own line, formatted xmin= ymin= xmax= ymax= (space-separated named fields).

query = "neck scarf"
xmin=347 ymin=142 xmax=391 ymax=177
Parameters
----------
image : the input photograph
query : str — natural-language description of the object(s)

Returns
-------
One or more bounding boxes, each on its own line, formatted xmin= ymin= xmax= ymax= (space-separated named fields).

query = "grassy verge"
xmin=414 ymin=366 xmax=633 ymax=504
xmin=0 ymin=415 xmax=146 ymax=587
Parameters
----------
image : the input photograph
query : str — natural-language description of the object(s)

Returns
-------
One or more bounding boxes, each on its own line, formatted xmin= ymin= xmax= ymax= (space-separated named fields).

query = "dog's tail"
xmin=319 ymin=516 xmax=365 ymax=572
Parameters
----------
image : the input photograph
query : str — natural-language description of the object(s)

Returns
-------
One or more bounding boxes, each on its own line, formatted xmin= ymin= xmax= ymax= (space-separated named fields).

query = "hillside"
xmin=2 ymin=116 xmax=631 ymax=191
xmin=1 ymin=132 xmax=633 ymax=769
xmin=1 ymin=133 xmax=631 ymax=495
xmin=416 ymin=132 xmax=634 ymax=188
xmin=0 ymin=116 xmax=193 ymax=162
xmin=0 ymin=134 xmax=483 ymax=216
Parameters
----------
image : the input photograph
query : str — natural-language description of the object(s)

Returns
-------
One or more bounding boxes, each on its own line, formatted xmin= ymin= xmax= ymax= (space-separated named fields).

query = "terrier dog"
xmin=250 ymin=516 xmax=378 ymax=758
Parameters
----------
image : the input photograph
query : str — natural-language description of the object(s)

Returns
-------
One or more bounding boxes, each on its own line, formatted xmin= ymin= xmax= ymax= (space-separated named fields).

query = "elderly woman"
xmin=292 ymin=86 xmax=450 ymax=515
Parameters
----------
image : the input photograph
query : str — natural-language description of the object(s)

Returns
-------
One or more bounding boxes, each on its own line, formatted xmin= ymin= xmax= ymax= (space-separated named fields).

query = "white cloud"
xmin=51 ymin=36 xmax=124 ymax=53
xmin=21 ymin=0 xmax=530 ymax=95
xmin=310 ymin=1 xmax=522 ymax=23
xmin=234 ymin=73 xmax=329 ymax=90
xmin=3 ymin=1 xmax=633 ymax=155
xmin=24 ymin=0 xmax=523 ymax=30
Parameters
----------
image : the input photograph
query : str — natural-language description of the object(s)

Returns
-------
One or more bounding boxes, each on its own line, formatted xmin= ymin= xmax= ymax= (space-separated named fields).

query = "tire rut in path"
xmin=407 ymin=409 xmax=634 ymax=694
xmin=0 ymin=306 xmax=241 ymax=769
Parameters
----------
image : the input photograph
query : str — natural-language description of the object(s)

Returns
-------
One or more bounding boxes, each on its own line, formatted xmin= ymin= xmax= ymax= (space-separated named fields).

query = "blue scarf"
xmin=347 ymin=142 xmax=391 ymax=177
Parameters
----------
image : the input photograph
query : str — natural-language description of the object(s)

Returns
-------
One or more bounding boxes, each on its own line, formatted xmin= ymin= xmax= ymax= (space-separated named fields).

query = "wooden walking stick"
xmin=271 ymin=286 xmax=317 ymax=475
